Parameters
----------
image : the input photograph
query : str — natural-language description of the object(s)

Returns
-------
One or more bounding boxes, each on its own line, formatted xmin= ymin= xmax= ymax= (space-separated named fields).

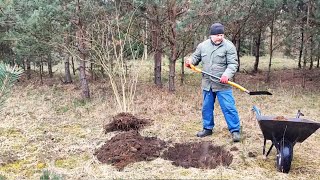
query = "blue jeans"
xmin=202 ymin=89 xmax=240 ymax=133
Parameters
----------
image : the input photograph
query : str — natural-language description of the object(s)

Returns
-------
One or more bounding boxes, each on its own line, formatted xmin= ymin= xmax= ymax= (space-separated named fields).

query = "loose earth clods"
xmin=96 ymin=113 xmax=233 ymax=170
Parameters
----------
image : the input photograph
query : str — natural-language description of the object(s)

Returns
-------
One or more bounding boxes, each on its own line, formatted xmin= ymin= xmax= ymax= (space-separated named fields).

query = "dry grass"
xmin=0 ymin=55 xmax=319 ymax=179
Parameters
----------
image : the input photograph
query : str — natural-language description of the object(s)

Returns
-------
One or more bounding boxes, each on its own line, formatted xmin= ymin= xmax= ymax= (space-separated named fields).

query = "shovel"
xmin=188 ymin=64 xmax=272 ymax=95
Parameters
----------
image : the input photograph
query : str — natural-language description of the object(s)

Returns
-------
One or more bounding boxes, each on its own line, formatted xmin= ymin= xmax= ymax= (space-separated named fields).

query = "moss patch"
xmin=59 ymin=123 xmax=87 ymax=138
xmin=0 ymin=160 xmax=27 ymax=173
xmin=0 ymin=128 xmax=24 ymax=138
xmin=54 ymin=154 xmax=90 ymax=170
xmin=0 ymin=157 xmax=45 ymax=178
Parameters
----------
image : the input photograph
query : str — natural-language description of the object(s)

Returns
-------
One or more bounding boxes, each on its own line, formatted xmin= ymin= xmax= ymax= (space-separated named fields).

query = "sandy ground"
xmin=0 ymin=65 xmax=319 ymax=179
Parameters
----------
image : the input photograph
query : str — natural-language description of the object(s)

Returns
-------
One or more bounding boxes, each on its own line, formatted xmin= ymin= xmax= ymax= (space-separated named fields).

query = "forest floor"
xmin=0 ymin=56 xmax=320 ymax=179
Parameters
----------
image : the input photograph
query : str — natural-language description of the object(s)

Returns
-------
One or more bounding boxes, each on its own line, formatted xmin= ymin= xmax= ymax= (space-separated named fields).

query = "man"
xmin=185 ymin=23 xmax=241 ymax=142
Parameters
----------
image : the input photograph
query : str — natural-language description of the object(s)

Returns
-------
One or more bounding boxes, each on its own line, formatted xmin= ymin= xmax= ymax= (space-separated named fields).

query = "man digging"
xmin=186 ymin=23 xmax=241 ymax=142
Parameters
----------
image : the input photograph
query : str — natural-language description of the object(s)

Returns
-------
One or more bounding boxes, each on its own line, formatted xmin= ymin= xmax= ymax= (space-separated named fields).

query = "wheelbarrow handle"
xmin=189 ymin=64 xmax=250 ymax=94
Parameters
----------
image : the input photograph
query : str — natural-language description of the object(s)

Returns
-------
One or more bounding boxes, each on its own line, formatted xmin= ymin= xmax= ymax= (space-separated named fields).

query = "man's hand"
xmin=185 ymin=58 xmax=192 ymax=68
xmin=220 ymin=75 xmax=229 ymax=84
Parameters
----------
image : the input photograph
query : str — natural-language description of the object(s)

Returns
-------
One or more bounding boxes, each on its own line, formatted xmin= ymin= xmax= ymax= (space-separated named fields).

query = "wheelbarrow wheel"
xmin=276 ymin=140 xmax=293 ymax=173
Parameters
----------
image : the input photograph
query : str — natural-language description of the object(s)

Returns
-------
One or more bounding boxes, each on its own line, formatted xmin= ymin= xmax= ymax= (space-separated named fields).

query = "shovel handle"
xmin=189 ymin=64 xmax=202 ymax=73
xmin=227 ymin=81 xmax=250 ymax=94
xmin=189 ymin=64 xmax=250 ymax=94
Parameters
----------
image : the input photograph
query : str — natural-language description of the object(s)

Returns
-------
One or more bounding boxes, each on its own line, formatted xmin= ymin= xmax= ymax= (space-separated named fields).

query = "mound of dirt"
xmin=94 ymin=130 xmax=166 ymax=170
xmin=104 ymin=112 xmax=151 ymax=133
xmin=162 ymin=142 xmax=233 ymax=169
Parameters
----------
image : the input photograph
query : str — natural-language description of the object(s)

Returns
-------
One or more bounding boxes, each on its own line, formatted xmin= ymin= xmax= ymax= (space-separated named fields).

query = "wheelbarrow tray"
xmin=255 ymin=112 xmax=320 ymax=173
xmin=257 ymin=116 xmax=320 ymax=143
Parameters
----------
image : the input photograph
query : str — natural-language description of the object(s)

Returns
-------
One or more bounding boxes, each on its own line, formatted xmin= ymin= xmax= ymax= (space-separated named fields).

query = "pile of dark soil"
xmin=104 ymin=112 xmax=151 ymax=133
xmin=162 ymin=142 xmax=233 ymax=169
xmin=96 ymin=113 xmax=233 ymax=170
xmin=95 ymin=130 xmax=166 ymax=170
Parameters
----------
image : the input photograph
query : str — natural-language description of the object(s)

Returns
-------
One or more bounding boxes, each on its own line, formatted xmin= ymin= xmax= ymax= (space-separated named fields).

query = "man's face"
xmin=210 ymin=34 xmax=224 ymax=44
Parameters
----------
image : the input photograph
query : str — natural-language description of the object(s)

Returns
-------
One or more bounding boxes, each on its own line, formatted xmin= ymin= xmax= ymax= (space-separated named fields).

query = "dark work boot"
xmin=232 ymin=131 xmax=241 ymax=142
xmin=196 ymin=129 xmax=213 ymax=137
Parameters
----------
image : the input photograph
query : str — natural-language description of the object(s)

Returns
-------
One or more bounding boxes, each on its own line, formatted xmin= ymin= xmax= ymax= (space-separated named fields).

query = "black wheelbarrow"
xmin=252 ymin=106 xmax=320 ymax=173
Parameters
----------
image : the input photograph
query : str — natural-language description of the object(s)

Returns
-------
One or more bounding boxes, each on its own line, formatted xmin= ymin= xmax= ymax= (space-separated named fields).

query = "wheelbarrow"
xmin=252 ymin=106 xmax=320 ymax=173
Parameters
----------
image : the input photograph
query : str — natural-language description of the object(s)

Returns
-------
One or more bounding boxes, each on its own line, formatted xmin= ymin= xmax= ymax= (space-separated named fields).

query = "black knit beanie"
xmin=210 ymin=23 xmax=224 ymax=35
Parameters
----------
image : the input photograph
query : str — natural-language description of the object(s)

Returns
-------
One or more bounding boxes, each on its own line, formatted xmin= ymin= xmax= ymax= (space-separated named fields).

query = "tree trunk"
xmin=298 ymin=26 xmax=304 ymax=69
xmin=253 ymin=29 xmax=262 ymax=73
xmin=168 ymin=0 xmax=177 ymax=92
xmin=79 ymin=54 xmax=90 ymax=98
xmin=250 ymin=36 xmax=254 ymax=56
xmin=90 ymin=61 xmax=95 ymax=81
xmin=154 ymin=48 xmax=162 ymax=87
xmin=143 ymin=16 xmax=148 ymax=60
xmin=64 ymin=55 xmax=72 ymax=83
xmin=63 ymin=6 xmax=72 ymax=84
xmin=167 ymin=0 xmax=177 ymax=92
xmin=76 ymin=0 xmax=90 ymax=99
xmin=169 ymin=59 xmax=176 ymax=91
xmin=266 ymin=15 xmax=274 ymax=82
xmin=181 ymin=50 xmax=185 ymax=84
xmin=40 ymin=57 xmax=43 ymax=85
xmin=71 ymin=56 xmax=76 ymax=75
xmin=26 ymin=58 xmax=31 ymax=80
xmin=317 ymin=45 xmax=320 ymax=68
xmin=236 ymin=34 xmax=241 ymax=72
xmin=47 ymin=54 xmax=53 ymax=78
xmin=302 ymin=1 xmax=310 ymax=88
xmin=309 ymin=36 xmax=313 ymax=70
xmin=22 ymin=57 xmax=26 ymax=71
xmin=152 ymin=20 xmax=162 ymax=87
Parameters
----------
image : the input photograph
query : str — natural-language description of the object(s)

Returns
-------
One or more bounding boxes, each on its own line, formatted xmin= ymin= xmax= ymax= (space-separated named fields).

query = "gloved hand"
xmin=185 ymin=59 xmax=192 ymax=68
xmin=220 ymin=75 xmax=229 ymax=84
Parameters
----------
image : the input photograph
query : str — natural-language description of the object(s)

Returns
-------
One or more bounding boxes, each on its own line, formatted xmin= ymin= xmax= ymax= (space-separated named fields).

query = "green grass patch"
xmin=54 ymin=154 xmax=90 ymax=170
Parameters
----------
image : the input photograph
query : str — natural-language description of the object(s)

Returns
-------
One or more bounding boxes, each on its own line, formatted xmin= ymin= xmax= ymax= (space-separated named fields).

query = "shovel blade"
xmin=249 ymin=91 xmax=272 ymax=95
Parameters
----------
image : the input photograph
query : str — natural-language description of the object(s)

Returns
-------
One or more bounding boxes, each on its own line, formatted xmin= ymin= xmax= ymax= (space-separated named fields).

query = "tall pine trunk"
xmin=76 ymin=0 xmax=90 ymax=98
xmin=22 ymin=57 xmax=26 ymax=71
xmin=47 ymin=54 xmax=53 ymax=78
xmin=253 ymin=29 xmax=262 ymax=73
xmin=302 ymin=1 xmax=310 ymax=88
xmin=236 ymin=34 xmax=241 ymax=72
xmin=266 ymin=15 xmax=275 ymax=82
xmin=64 ymin=56 xmax=72 ymax=83
xmin=79 ymin=53 xmax=90 ymax=98
xmin=168 ymin=0 xmax=177 ymax=92
xmin=63 ymin=2 xmax=72 ymax=84
xmin=169 ymin=59 xmax=176 ymax=91
xmin=298 ymin=26 xmax=304 ymax=69
xmin=71 ymin=56 xmax=76 ymax=75
xmin=181 ymin=50 xmax=185 ymax=84
xmin=39 ymin=57 xmax=43 ymax=84
xmin=26 ymin=58 xmax=31 ymax=80
xmin=317 ymin=45 xmax=320 ymax=68
xmin=309 ymin=36 xmax=313 ymax=70
xmin=90 ymin=62 xmax=95 ymax=80
xmin=152 ymin=21 xmax=162 ymax=87
xmin=143 ymin=17 xmax=148 ymax=60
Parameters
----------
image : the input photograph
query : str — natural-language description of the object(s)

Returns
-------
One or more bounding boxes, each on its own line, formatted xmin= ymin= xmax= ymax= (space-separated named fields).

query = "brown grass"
xmin=0 ymin=56 xmax=319 ymax=179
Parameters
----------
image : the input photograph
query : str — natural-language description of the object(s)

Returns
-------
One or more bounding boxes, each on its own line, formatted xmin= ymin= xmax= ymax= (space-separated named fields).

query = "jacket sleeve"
xmin=222 ymin=44 xmax=238 ymax=78
xmin=191 ymin=44 xmax=202 ymax=65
